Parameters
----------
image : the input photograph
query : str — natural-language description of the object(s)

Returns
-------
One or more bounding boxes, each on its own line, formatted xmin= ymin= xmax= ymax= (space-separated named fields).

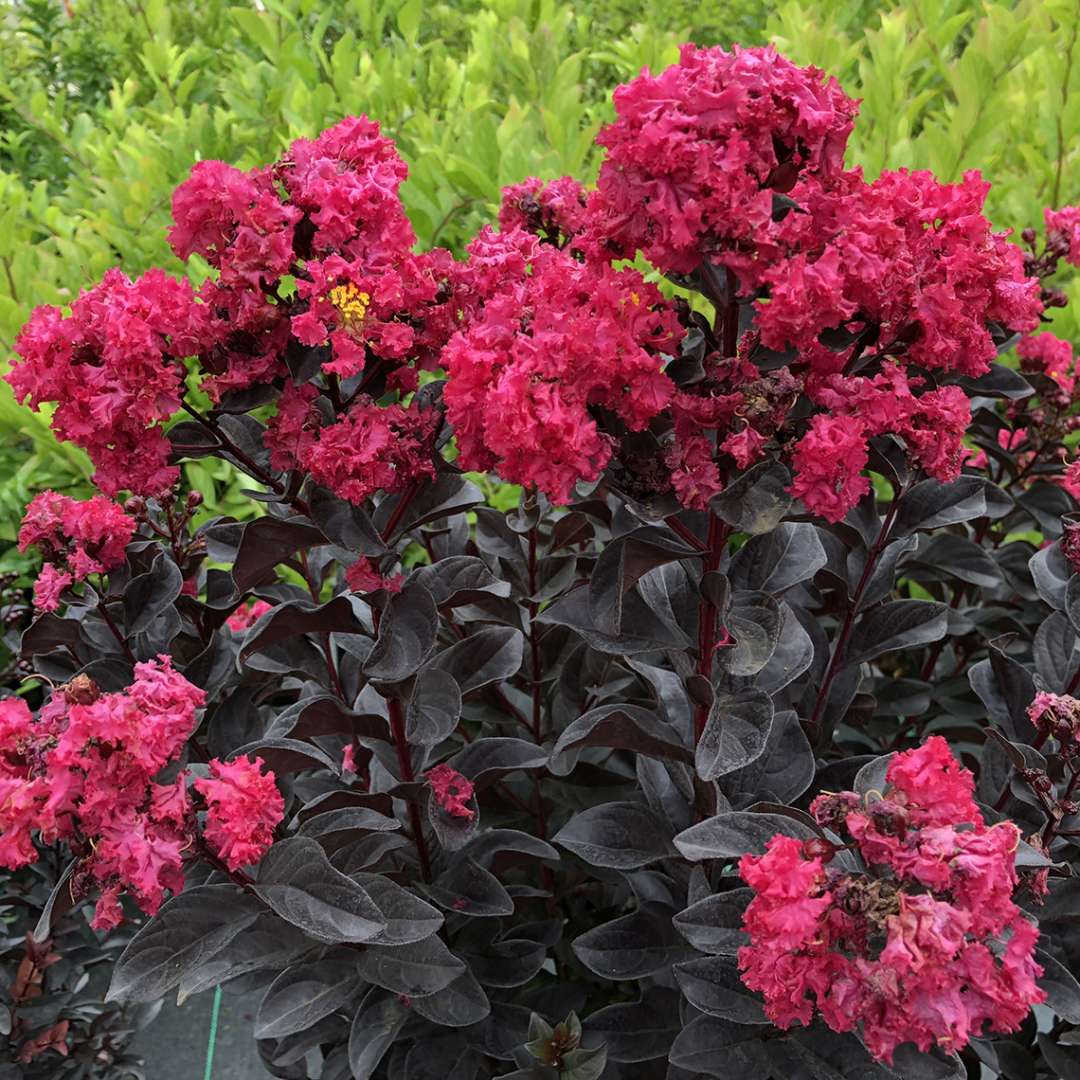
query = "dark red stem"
xmin=693 ymin=514 xmax=729 ymax=743
xmin=806 ymin=494 xmax=902 ymax=742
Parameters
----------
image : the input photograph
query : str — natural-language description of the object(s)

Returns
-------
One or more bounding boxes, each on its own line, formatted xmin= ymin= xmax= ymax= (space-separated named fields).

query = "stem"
xmin=526 ymin=520 xmax=542 ymax=743
xmin=806 ymin=492 xmax=903 ymax=741
xmin=97 ymin=601 xmax=136 ymax=666
xmin=179 ymin=400 xmax=311 ymax=518
xmin=380 ymin=481 xmax=420 ymax=544
xmin=388 ymin=696 xmax=432 ymax=882
xmin=693 ymin=513 xmax=730 ymax=742
xmin=524 ymin=509 xmax=556 ymax=910
xmin=722 ymin=267 xmax=739 ymax=359
xmin=664 ymin=514 xmax=709 ymax=553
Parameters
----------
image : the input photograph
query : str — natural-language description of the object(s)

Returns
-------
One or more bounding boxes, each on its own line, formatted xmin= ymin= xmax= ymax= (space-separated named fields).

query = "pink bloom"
xmin=0 ymin=660 xmax=205 ymax=926
xmin=225 ymin=599 xmax=273 ymax=633
xmin=168 ymin=159 xmax=301 ymax=289
xmin=32 ymin=564 xmax=73 ymax=613
xmin=789 ymin=413 xmax=870 ymax=523
xmin=426 ymin=763 xmax=475 ymax=820
xmin=278 ymin=115 xmax=414 ymax=264
xmin=443 ymin=229 xmax=681 ymax=503
xmin=341 ymin=744 xmax=357 ymax=774
xmin=592 ymin=43 xmax=858 ymax=274
xmin=499 ymin=176 xmax=591 ymax=245
xmin=747 ymin=738 xmax=1045 ymax=1062
xmin=195 ymin=756 xmax=283 ymax=871
xmin=1045 ymin=205 xmax=1080 ymax=266
xmin=6 ymin=270 xmax=214 ymax=496
xmin=1017 ymin=332 xmax=1075 ymax=395
xmin=20 ymin=493 xmax=135 ymax=609
xmin=885 ymin=735 xmax=979 ymax=828
xmin=346 ymin=557 xmax=404 ymax=595
xmin=302 ymin=398 xmax=437 ymax=506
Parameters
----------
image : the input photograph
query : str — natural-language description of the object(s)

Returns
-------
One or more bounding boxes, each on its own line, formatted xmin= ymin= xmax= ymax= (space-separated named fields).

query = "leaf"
xmin=32 ymin=860 xmax=77 ymax=944
xmin=582 ymin=987 xmax=682 ymax=1062
xmin=239 ymin=595 xmax=361 ymax=662
xmin=177 ymin=913 xmax=311 ymax=1000
xmin=756 ymin=604 xmax=814 ymax=693
xmin=895 ymin=476 xmax=1006 ymax=534
xmin=123 ymin=551 xmax=183 ymax=634
xmin=406 ymin=667 xmax=462 ymax=746
xmin=673 ymin=956 xmax=766 ymax=1023
xmin=230 ymin=737 xmax=338 ymax=775
xmin=108 ymin=886 xmax=262 ymax=1003
xmin=423 ymin=626 xmax=525 ymax=694
xmin=728 ymin=523 xmax=826 ymax=593
xmin=588 ymin=526 xmax=698 ymax=633
xmin=309 ymin=486 xmax=388 ymax=556
xmin=411 ymin=556 xmax=512 ymax=607
xmin=348 ymin=990 xmax=409 ymax=1080
xmin=953 ymin=363 xmax=1033 ymax=399
xmin=969 ymin=635 xmax=1037 ymax=743
xmin=719 ymin=591 xmax=781 ymax=677
xmin=553 ymin=801 xmax=674 ymax=868
xmin=673 ymin=890 xmax=752 ymax=957
xmin=696 ymin=689 xmax=774 ymax=782
xmin=254 ymin=956 xmax=362 ymax=1039
xmin=355 ymin=873 xmax=445 ymax=945
xmin=572 ymin=903 xmax=691 ymax=979
xmin=914 ymin=534 xmax=1002 ymax=589
xmin=356 ymin=935 xmax=466 ymax=996
xmin=1037 ymin=949 xmax=1080 ymax=1023
xmin=548 ymin=704 xmax=692 ymax=776
xmin=668 ymin=1015 xmax=768 ymax=1077
xmin=711 ymin=460 xmax=793 ymax=535
xmin=1030 ymin=543 xmax=1071 ymax=610
xmin=232 ymin=517 xmax=325 ymax=593
xmin=253 ymin=837 xmax=387 ymax=943
xmin=363 ymin=582 xmax=438 ymax=683
xmin=844 ymin=600 xmax=947 ymax=666
xmin=674 ymin=812 xmax=816 ymax=862
xmin=375 ymin=475 xmax=484 ymax=539
xmin=429 ymin=858 xmax=514 ymax=917
xmin=449 ymin=737 xmax=548 ymax=790
xmin=411 ymin=970 xmax=491 ymax=1028
xmin=1034 ymin=611 xmax=1079 ymax=692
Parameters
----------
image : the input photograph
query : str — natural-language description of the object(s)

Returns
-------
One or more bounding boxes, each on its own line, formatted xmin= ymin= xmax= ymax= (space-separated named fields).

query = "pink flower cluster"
xmin=498 ymin=176 xmax=591 ymax=247
xmin=1045 ymin=205 xmax=1080 ymax=267
xmin=265 ymin=386 xmax=437 ymax=505
xmin=19 ymin=492 xmax=135 ymax=611
xmin=1028 ymin=691 xmax=1080 ymax=753
xmin=8 ymin=269 xmax=211 ymax=496
xmin=0 ymin=660 xmax=283 ymax=930
xmin=791 ymin=364 xmax=970 ymax=522
xmin=225 ymin=599 xmax=273 ymax=633
xmin=758 ymin=169 xmax=1041 ymax=379
xmin=739 ymin=737 xmax=1044 ymax=1062
xmin=1017 ymin=333 xmax=1076 ymax=397
xmin=427 ymin=763 xmax=475 ymax=820
xmin=592 ymin=43 xmax=858 ymax=274
xmin=443 ymin=227 xmax=682 ymax=502
xmin=194 ymin=756 xmax=283 ymax=872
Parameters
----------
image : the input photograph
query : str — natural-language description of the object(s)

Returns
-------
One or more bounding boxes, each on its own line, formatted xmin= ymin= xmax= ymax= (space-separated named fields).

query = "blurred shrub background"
xmin=1 ymin=0 xmax=1078 ymax=560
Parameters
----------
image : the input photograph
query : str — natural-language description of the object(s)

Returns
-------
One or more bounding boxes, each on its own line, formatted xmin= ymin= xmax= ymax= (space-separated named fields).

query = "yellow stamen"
xmin=328 ymin=282 xmax=371 ymax=332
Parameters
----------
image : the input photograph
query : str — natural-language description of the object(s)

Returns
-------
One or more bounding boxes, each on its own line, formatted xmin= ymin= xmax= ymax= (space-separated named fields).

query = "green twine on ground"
xmin=203 ymin=986 xmax=223 ymax=1080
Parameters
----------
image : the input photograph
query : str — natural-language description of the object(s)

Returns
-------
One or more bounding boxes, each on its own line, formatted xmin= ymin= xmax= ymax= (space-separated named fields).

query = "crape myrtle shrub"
xmin=6 ymin=40 xmax=1080 ymax=1080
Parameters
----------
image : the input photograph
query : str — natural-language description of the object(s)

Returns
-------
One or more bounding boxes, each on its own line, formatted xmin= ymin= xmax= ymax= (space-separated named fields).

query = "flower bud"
xmin=186 ymin=490 xmax=204 ymax=509
xmin=802 ymin=837 xmax=837 ymax=862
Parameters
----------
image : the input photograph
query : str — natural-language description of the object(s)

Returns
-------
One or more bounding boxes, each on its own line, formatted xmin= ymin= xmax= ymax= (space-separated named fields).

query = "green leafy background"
xmin=1 ymin=0 xmax=1078 ymax=562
